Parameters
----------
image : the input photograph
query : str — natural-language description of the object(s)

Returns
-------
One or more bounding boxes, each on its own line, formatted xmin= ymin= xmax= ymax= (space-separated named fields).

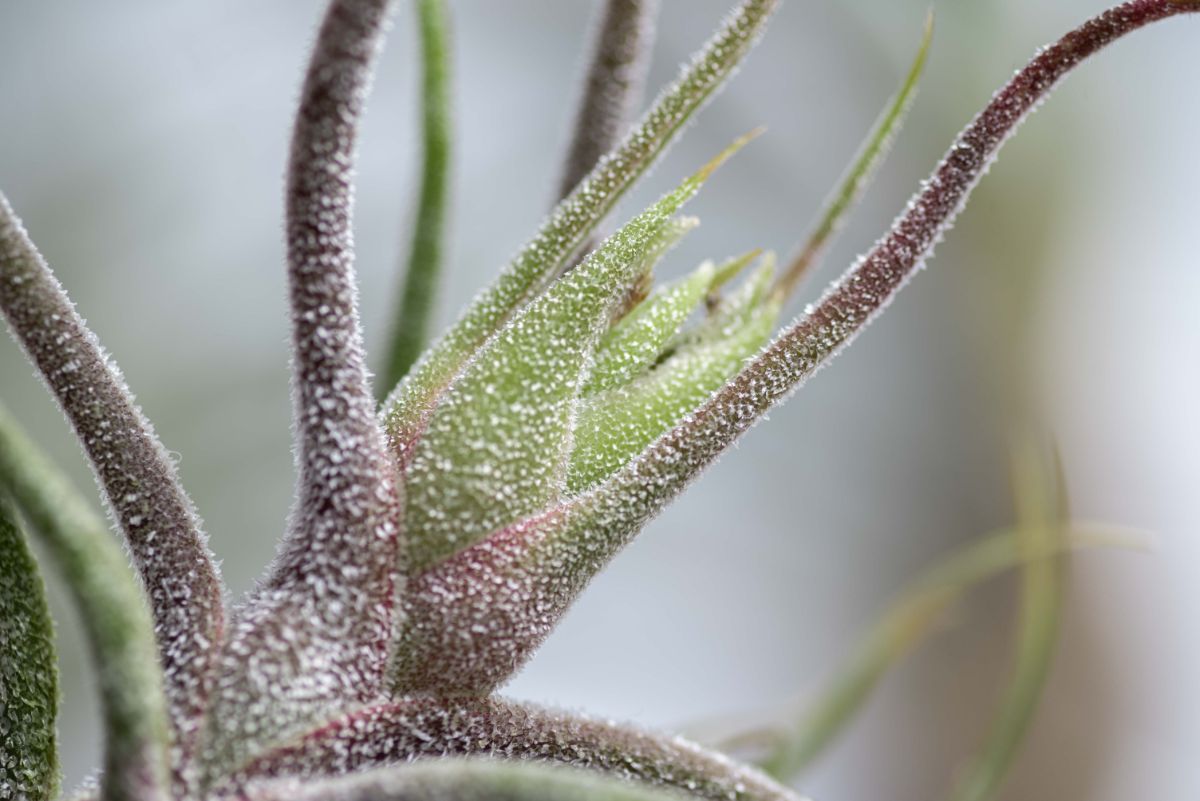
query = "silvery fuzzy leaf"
xmin=402 ymin=146 xmax=743 ymax=575
xmin=568 ymin=259 xmax=780 ymax=494
xmin=0 ymin=494 xmax=58 ymax=801
xmin=201 ymin=0 xmax=404 ymax=781
xmin=388 ymin=0 xmax=1199 ymax=697
xmin=380 ymin=0 xmax=779 ymax=466
xmin=0 ymin=192 xmax=223 ymax=775
xmin=220 ymin=696 xmax=803 ymax=801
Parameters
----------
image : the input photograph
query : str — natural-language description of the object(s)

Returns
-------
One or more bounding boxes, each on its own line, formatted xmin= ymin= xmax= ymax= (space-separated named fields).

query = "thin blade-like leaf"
xmin=0 ymin=404 xmax=170 ymax=801
xmin=0 ymin=193 xmax=223 ymax=769
xmin=380 ymin=0 xmax=779 ymax=463
xmin=404 ymin=143 xmax=745 ymax=575
xmin=380 ymin=0 xmax=454 ymax=390
xmin=949 ymin=438 xmax=1067 ymax=801
xmin=221 ymin=696 xmax=803 ymax=801
xmin=774 ymin=11 xmax=933 ymax=299
xmin=0 ymin=493 xmax=58 ymax=801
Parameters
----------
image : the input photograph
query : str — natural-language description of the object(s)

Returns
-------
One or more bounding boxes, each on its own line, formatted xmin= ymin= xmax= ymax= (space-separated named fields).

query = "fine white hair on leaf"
xmin=0 ymin=191 xmax=224 ymax=784
xmin=200 ymin=0 xmax=404 ymax=781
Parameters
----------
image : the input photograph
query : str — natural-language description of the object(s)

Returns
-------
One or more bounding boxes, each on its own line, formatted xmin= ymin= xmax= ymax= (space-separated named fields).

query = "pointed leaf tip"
xmin=403 ymin=154 xmax=728 ymax=574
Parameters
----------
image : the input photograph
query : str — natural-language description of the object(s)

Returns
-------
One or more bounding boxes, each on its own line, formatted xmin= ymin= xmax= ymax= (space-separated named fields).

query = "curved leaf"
xmin=0 ymin=403 xmax=170 ymax=801
xmin=221 ymin=696 xmax=803 ymax=801
xmin=0 ymin=191 xmax=223 ymax=771
xmin=404 ymin=143 xmax=746 ymax=574
xmin=206 ymin=0 xmax=404 ymax=777
xmin=0 ymin=493 xmax=58 ymax=801
xmin=381 ymin=0 xmax=454 ymax=390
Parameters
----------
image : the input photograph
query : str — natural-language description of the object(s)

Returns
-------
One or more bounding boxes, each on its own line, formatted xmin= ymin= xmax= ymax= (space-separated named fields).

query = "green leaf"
xmin=0 ymin=493 xmax=59 ymax=801
xmin=774 ymin=10 xmax=932 ymax=299
xmin=0 ymin=403 xmax=170 ymax=801
xmin=404 ymin=145 xmax=743 ymax=573
xmin=380 ymin=0 xmax=779 ymax=463
xmin=568 ymin=256 xmax=780 ymax=493
xmin=583 ymin=243 xmax=748 ymax=397
xmin=380 ymin=0 xmax=454 ymax=392
xmin=949 ymin=438 xmax=1067 ymax=801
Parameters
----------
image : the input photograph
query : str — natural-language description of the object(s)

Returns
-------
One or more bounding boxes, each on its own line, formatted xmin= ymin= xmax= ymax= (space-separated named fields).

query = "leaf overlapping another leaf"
xmin=380 ymin=0 xmax=779 ymax=466
xmin=221 ymin=697 xmax=803 ymax=801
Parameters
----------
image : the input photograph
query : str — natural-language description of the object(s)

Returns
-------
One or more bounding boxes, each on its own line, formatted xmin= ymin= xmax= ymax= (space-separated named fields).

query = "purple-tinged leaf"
xmin=219 ymin=697 xmax=804 ymax=801
xmin=0 ymin=193 xmax=223 ymax=778
xmin=387 ymin=0 xmax=1200 ymax=696
xmin=0 ymin=404 xmax=170 ymax=801
xmin=380 ymin=0 xmax=778 ymax=466
xmin=202 ymin=0 xmax=403 ymax=777
xmin=380 ymin=0 xmax=454 ymax=392
xmin=241 ymin=760 xmax=737 ymax=801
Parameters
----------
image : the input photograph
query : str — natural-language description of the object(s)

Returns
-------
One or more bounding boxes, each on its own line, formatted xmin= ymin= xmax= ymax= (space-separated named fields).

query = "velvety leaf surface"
xmin=381 ymin=0 xmax=779 ymax=466
xmin=403 ymin=150 xmax=738 ymax=573
xmin=0 ymin=494 xmax=58 ymax=801
xmin=221 ymin=697 xmax=803 ymax=801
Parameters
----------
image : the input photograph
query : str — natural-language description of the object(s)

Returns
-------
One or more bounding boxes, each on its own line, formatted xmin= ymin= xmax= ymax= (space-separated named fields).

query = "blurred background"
xmin=1 ymin=1 xmax=1196 ymax=799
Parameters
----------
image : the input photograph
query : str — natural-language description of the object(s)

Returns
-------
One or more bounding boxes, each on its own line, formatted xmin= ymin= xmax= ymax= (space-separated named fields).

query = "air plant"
xmin=0 ymin=1 xmax=1194 ymax=801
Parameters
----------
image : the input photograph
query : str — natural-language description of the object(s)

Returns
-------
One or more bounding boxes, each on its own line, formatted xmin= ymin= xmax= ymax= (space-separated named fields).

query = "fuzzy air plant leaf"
xmin=0 ymin=494 xmax=58 ymax=801
xmin=0 ymin=2 xmax=1196 ymax=801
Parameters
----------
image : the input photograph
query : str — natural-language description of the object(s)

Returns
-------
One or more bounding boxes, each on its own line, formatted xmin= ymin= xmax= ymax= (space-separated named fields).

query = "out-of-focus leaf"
xmin=0 ymin=493 xmax=58 ymax=801
xmin=0 ymin=403 xmax=170 ymax=801
xmin=381 ymin=0 xmax=780 ymax=466
xmin=775 ymin=11 xmax=933 ymax=298
xmin=403 ymin=142 xmax=748 ymax=573
xmin=949 ymin=438 xmax=1067 ymax=801
xmin=381 ymin=0 xmax=454 ymax=392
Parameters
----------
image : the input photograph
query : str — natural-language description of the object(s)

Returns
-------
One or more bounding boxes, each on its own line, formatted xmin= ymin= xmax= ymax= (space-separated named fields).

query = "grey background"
xmin=1 ymin=1 xmax=1197 ymax=799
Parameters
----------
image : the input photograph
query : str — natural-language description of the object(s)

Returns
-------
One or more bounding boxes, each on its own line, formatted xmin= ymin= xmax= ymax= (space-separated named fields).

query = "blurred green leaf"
xmin=381 ymin=0 xmax=454 ymax=393
xmin=949 ymin=438 xmax=1067 ymax=801
xmin=774 ymin=10 xmax=932 ymax=299
xmin=0 ymin=493 xmax=59 ymax=801
xmin=756 ymin=516 xmax=1113 ymax=781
